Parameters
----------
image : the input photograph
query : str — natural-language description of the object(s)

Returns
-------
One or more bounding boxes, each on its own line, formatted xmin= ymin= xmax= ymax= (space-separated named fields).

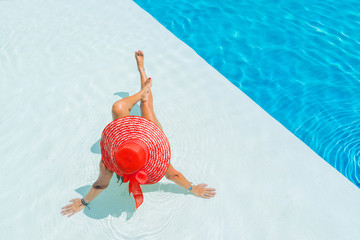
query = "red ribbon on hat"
xmin=122 ymin=170 xmax=148 ymax=209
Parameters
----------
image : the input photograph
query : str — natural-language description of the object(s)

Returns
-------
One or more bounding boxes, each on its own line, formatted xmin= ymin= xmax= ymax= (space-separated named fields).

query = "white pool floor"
xmin=1 ymin=0 xmax=360 ymax=239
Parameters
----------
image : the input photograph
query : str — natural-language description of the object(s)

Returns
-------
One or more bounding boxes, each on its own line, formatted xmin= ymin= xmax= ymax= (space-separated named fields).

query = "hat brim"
xmin=100 ymin=116 xmax=171 ymax=184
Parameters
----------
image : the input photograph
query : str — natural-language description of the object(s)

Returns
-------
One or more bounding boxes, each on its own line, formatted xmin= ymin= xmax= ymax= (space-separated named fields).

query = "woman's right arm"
xmin=165 ymin=164 xmax=216 ymax=199
xmin=61 ymin=161 xmax=113 ymax=217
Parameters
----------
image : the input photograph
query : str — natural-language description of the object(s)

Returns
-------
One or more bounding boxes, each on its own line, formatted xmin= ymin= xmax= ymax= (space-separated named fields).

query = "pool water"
xmin=133 ymin=0 xmax=360 ymax=187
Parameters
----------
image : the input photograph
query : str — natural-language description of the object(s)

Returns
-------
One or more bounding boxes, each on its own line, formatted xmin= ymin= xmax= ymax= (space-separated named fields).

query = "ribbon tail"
xmin=129 ymin=179 xmax=144 ymax=209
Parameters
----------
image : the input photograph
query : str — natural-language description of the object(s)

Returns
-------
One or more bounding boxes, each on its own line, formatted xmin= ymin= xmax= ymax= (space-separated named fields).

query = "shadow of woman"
xmin=75 ymin=176 xmax=191 ymax=220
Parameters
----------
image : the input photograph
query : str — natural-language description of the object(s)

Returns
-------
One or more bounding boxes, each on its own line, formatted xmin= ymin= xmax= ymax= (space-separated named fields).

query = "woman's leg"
xmin=135 ymin=50 xmax=163 ymax=130
xmin=111 ymin=78 xmax=152 ymax=120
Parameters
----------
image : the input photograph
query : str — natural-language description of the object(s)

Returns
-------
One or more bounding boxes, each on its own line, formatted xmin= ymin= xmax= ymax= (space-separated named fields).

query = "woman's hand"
xmin=191 ymin=183 xmax=216 ymax=199
xmin=60 ymin=198 xmax=85 ymax=217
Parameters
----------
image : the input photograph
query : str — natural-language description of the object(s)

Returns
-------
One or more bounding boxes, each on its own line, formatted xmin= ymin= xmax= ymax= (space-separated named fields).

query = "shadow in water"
xmin=113 ymin=91 xmax=129 ymax=98
xmin=76 ymin=176 xmax=191 ymax=220
xmin=90 ymin=91 xmax=141 ymax=155
xmin=90 ymin=139 xmax=101 ymax=154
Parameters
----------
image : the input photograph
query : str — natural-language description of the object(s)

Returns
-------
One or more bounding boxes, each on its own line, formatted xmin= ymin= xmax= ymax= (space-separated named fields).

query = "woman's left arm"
xmin=165 ymin=164 xmax=216 ymax=199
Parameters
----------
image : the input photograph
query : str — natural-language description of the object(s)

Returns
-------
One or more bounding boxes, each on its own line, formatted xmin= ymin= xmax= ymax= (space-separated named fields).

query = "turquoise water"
xmin=133 ymin=0 xmax=360 ymax=187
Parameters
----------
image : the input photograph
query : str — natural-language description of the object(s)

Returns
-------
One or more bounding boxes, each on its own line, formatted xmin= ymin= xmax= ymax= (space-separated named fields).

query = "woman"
xmin=61 ymin=51 xmax=216 ymax=217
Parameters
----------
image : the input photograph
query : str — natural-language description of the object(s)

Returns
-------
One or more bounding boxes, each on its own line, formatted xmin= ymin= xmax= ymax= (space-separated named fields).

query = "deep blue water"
xmin=133 ymin=0 xmax=360 ymax=187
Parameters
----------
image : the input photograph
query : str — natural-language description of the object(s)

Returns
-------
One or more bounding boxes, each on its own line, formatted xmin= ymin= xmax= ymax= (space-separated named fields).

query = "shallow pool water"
xmin=2 ymin=0 xmax=360 ymax=239
xmin=133 ymin=0 xmax=360 ymax=187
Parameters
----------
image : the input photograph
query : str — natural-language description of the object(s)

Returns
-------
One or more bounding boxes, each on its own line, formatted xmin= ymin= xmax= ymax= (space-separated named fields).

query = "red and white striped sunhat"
xmin=100 ymin=116 xmax=171 ymax=209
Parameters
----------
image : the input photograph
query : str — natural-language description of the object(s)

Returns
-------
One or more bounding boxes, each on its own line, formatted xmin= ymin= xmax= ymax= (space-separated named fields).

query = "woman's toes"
xmin=144 ymin=78 xmax=152 ymax=87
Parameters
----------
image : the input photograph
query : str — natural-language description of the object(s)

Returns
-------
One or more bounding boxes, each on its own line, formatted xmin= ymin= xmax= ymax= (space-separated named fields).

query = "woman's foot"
xmin=140 ymin=78 xmax=152 ymax=102
xmin=135 ymin=50 xmax=145 ymax=72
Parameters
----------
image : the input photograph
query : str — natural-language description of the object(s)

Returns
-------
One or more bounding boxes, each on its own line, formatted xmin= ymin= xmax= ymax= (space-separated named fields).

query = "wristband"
xmin=188 ymin=182 xmax=194 ymax=192
xmin=81 ymin=198 xmax=90 ymax=209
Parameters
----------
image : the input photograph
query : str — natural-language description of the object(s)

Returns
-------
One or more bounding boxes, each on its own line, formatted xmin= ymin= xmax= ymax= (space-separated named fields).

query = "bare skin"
xmin=61 ymin=50 xmax=216 ymax=217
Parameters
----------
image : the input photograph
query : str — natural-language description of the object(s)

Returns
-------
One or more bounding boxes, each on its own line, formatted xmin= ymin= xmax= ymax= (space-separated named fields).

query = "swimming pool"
xmin=133 ymin=0 xmax=360 ymax=187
